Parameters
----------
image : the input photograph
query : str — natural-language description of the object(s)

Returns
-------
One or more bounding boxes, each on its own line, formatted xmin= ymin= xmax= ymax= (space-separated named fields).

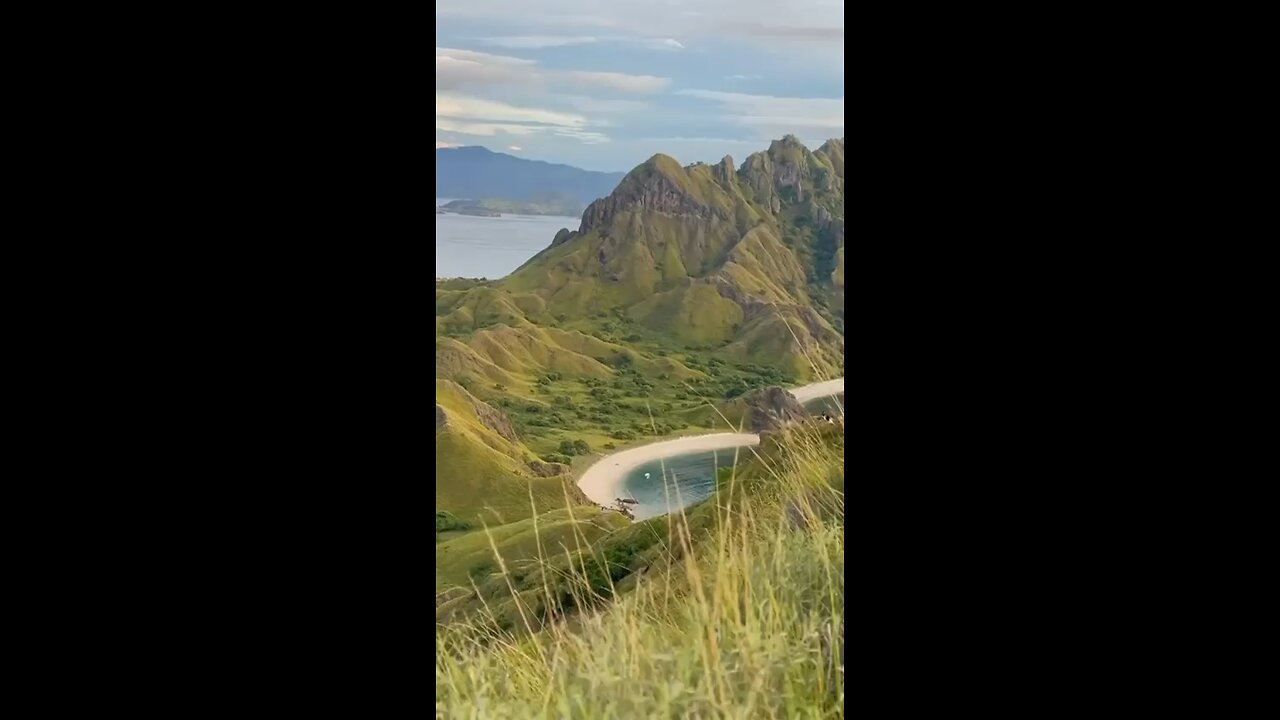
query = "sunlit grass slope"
xmin=436 ymin=420 xmax=845 ymax=718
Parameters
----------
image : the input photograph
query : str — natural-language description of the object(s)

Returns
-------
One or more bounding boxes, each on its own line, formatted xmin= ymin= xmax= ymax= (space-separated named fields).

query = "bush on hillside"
xmin=435 ymin=511 xmax=472 ymax=533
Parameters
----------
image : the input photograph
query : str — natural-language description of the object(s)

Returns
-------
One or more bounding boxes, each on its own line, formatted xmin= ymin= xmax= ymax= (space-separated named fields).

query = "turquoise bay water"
xmin=619 ymin=447 xmax=754 ymax=521
xmin=616 ymin=397 xmax=843 ymax=521
xmin=803 ymin=394 xmax=844 ymax=415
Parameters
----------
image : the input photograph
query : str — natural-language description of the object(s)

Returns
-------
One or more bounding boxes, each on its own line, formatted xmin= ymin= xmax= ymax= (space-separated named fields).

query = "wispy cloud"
xmin=476 ymin=34 xmax=683 ymax=51
xmin=676 ymin=90 xmax=844 ymax=134
xmin=436 ymin=47 xmax=670 ymax=95
xmin=438 ymin=93 xmax=586 ymax=128
xmin=434 ymin=0 xmax=842 ymax=168
xmin=725 ymin=21 xmax=843 ymax=43
xmin=438 ymin=0 xmax=840 ymax=52
xmin=436 ymin=48 xmax=537 ymax=89
xmin=563 ymin=71 xmax=670 ymax=93
xmin=559 ymin=95 xmax=652 ymax=115
xmin=643 ymin=137 xmax=760 ymax=144
xmin=478 ymin=35 xmax=599 ymax=49
xmin=436 ymin=92 xmax=611 ymax=144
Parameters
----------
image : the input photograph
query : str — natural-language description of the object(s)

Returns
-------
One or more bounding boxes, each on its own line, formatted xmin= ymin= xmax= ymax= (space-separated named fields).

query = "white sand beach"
xmin=577 ymin=377 xmax=844 ymax=514
xmin=577 ymin=433 xmax=760 ymax=507
xmin=790 ymin=378 xmax=844 ymax=403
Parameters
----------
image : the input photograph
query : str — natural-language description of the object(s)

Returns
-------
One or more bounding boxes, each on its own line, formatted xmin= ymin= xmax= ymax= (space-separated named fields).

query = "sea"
xmin=617 ymin=398 xmax=842 ymax=521
xmin=435 ymin=198 xmax=579 ymax=280
xmin=618 ymin=447 xmax=754 ymax=521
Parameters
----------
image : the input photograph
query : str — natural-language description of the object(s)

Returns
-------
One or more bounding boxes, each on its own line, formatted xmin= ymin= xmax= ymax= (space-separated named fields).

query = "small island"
xmin=440 ymin=201 xmax=501 ymax=217
xmin=438 ymin=197 xmax=585 ymax=218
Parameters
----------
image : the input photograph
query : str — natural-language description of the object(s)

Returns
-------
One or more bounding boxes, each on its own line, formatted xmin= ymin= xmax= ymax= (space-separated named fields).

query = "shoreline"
xmin=574 ymin=376 xmax=844 ymax=517
xmin=790 ymin=378 xmax=844 ymax=403
xmin=576 ymin=433 xmax=760 ymax=508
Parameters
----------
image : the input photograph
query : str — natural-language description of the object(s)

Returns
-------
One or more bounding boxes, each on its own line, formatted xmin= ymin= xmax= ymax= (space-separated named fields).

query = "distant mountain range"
xmin=436 ymin=146 xmax=625 ymax=207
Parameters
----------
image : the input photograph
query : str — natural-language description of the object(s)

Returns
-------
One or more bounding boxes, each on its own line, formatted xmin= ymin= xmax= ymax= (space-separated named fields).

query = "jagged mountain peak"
xmin=462 ymin=134 xmax=844 ymax=381
xmin=579 ymin=152 xmax=733 ymax=234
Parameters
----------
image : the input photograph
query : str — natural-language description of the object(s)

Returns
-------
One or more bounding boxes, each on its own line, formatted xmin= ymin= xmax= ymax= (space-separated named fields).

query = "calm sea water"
xmin=619 ymin=447 xmax=754 ymax=521
xmin=619 ymin=398 xmax=844 ymax=520
xmin=436 ymin=198 xmax=578 ymax=280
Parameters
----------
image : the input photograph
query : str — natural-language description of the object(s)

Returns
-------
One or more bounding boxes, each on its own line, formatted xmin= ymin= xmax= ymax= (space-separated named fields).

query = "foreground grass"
xmin=436 ymin=421 xmax=845 ymax=719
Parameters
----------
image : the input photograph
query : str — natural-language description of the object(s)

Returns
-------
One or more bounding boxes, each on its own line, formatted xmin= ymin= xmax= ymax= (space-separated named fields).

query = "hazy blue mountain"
xmin=436 ymin=146 xmax=625 ymax=206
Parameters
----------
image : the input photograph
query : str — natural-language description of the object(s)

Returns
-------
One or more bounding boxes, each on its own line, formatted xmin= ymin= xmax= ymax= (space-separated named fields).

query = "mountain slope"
xmin=437 ymin=146 xmax=625 ymax=206
xmin=499 ymin=135 xmax=845 ymax=379
xmin=435 ymin=379 xmax=588 ymax=525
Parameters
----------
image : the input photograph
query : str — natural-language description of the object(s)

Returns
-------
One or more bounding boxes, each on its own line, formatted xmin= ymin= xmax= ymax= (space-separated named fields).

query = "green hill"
xmin=435 ymin=379 xmax=591 ymax=526
xmin=496 ymin=135 xmax=844 ymax=379
xmin=435 ymin=136 xmax=845 ymax=456
xmin=434 ymin=138 xmax=846 ymax=663
xmin=436 ymin=421 xmax=845 ymax=717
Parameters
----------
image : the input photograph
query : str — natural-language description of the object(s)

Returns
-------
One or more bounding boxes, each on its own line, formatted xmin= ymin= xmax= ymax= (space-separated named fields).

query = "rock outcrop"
xmin=551 ymin=228 xmax=576 ymax=247
xmin=496 ymin=135 xmax=846 ymax=381
xmin=527 ymin=460 xmax=568 ymax=477
xmin=736 ymin=386 xmax=809 ymax=432
xmin=471 ymin=400 xmax=518 ymax=444
xmin=579 ymin=154 xmax=724 ymax=234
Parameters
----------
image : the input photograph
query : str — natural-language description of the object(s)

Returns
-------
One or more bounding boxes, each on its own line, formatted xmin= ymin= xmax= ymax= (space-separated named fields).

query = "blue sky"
xmin=436 ymin=0 xmax=844 ymax=172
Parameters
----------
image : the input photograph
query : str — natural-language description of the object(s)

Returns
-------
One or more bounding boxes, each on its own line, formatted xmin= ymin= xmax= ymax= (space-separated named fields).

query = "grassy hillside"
xmin=485 ymin=135 xmax=845 ymax=380
xmin=434 ymin=139 xmax=847 ymax=708
xmin=434 ymin=135 xmax=845 ymax=484
xmin=436 ymin=506 xmax=629 ymax=592
xmin=435 ymin=379 xmax=589 ymax=526
xmin=436 ymin=421 xmax=845 ymax=717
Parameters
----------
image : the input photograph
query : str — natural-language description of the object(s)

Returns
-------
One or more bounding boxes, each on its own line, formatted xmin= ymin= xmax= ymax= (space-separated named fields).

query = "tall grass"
xmin=436 ymin=419 xmax=845 ymax=719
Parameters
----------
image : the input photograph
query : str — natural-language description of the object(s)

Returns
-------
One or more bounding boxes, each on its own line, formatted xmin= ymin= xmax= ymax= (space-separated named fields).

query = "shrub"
xmin=435 ymin=511 xmax=472 ymax=533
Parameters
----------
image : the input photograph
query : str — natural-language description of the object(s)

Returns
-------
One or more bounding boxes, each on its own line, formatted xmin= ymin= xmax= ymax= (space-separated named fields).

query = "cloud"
xmin=437 ymin=0 xmax=841 ymax=50
xmin=476 ymin=34 xmax=682 ymax=51
xmin=635 ymin=37 xmax=684 ymax=50
xmin=563 ymin=71 xmax=670 ymax=93
xmin=478 ymin=36 xmax=599 ymax=49
xmin=438 ymin=93 xmax=586 ymax=128
xmin=436 ymin=92 xmax=611 ymax=144
xmin=559 ymin=96 xmax=651 ymax=115
xmin=436 ymin=47 xmax=670 ymax=95
xmin=676 ymin=90 xmax=844 ymax=134
xmin=436 ymin=48 xmax=537 ymax=89
xmin=642 ymin=137 xmax=760 ymax=144
xmin=436 ymin=140 xmax=459 ymax=148
xmin=508 ymin=145 xmax=523 ymax=151
xmin=724 ymin=21 xmax=843 ymax=43
xmin=553 ymin=128 xmax=610 ymax=144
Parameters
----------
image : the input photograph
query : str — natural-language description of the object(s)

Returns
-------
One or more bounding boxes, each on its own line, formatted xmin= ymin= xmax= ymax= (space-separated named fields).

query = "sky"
xmin=436 ymin=0 xmax=844 ymax=172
